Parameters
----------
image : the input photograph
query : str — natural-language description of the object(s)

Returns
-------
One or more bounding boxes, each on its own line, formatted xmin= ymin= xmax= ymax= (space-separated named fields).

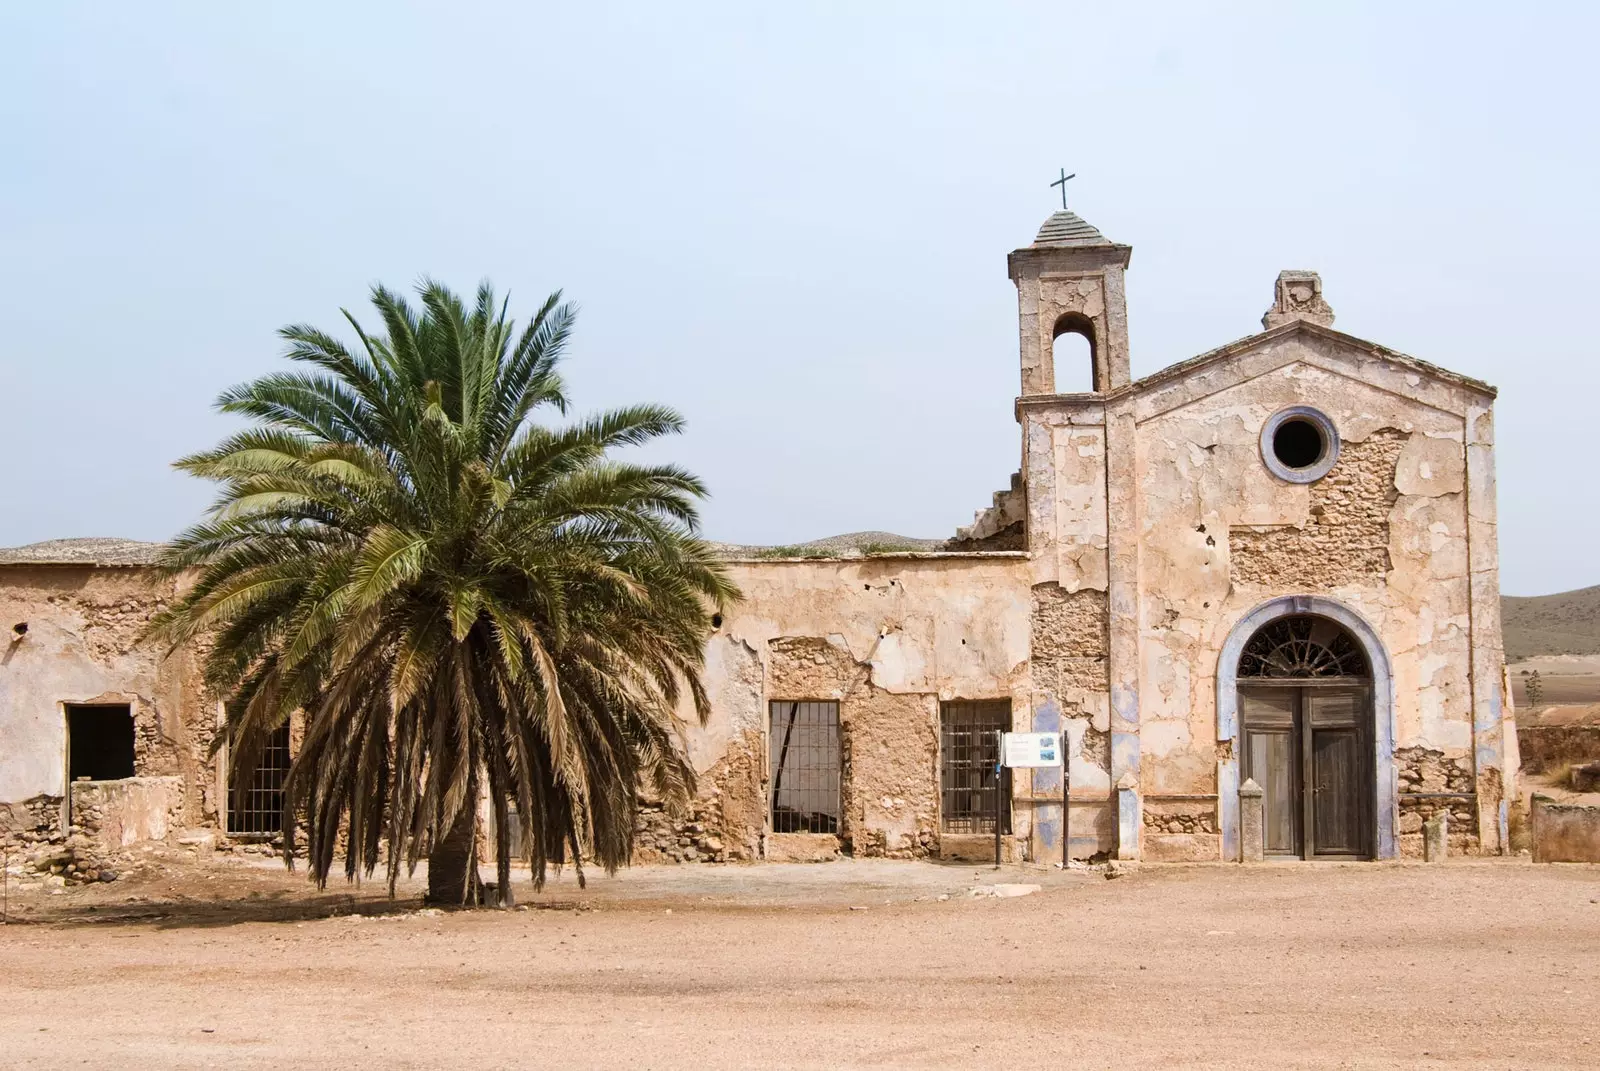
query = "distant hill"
xmin=1502 ymin=585 xmax=1600 ymax=662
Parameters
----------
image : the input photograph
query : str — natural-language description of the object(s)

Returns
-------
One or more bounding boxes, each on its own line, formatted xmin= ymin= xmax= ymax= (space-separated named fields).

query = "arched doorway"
xmin=1237 ymin=615 xmax=1373 ymax=858
xmin=1216 ymin=596 xmax=1397 ymax=861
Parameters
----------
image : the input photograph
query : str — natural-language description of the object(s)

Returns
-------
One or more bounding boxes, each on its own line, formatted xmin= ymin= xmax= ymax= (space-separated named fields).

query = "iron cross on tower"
xmin=1051 ymin=168 xmax=1076 ymax=210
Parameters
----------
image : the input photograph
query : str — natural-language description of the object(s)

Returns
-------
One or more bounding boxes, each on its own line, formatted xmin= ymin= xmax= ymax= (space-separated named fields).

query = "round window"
xmin=1260 ymin=406 xmax=1339 ymax=483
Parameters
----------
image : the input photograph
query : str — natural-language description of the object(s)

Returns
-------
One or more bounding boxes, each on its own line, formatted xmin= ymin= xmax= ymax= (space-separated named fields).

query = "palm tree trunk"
xmin=428 ymin=775 xmax=483 ymax=906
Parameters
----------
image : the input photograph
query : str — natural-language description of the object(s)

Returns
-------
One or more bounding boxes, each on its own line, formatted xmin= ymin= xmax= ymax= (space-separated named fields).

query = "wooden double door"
xmin=1240 ymin=685 xmax=1372 ymax=858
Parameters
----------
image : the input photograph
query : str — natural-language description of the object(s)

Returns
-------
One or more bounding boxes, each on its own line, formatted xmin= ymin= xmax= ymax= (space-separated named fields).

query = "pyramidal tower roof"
xmin=1031 ymin=209 xmax=1113 ymax=248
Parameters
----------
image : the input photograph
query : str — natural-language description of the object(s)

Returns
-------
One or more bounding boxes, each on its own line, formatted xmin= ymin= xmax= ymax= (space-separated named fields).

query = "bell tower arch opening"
xmin=1051 ymin=312 xmax=1097 ymax=394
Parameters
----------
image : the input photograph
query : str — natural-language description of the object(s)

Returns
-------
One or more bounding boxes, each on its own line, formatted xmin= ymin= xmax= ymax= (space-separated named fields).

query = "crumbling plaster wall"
xmin=1128 ymin=333 xmax=1507 ymax=855
xmin=671 ymin=556 xmax=1032 ymax=860
xmin=1019 ymin=398 xmax=1116 ymax=856
xmin=0 ymin=566 xmax=214 ymax=838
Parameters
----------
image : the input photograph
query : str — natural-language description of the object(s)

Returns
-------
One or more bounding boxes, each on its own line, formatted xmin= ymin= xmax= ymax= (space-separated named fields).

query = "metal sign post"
xmin=993 ymin=730 xmax=1003 ymax=869
xmin=1062 ymin=751 xmax=1071 ymax=869
xmin=996 ymin=731 xmax=1066 ymax=869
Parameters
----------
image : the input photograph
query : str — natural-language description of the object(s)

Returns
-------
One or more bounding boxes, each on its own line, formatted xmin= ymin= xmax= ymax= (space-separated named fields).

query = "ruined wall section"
xmin=635 ymin=631 xmax=766 ymax=863
xmin=764 ymin=635 xmax=940 ymax=858
xmin=1130 ymin=335 xmax=1498 ymax=855
xmin=1229 ymin=429 xmax=1405 ymax=588
xmin=1031 ymin=584 xmax=1111 ymax=782
xmin=1018 ymin=399 xmax=1115 ymax=857
xmin=672 ymin=556 xmax=1032 ymax=862
xmin=634 ymin=729 xmax=764 ymax=863
xmin=0 ymin=566 xmax=215 ymax=842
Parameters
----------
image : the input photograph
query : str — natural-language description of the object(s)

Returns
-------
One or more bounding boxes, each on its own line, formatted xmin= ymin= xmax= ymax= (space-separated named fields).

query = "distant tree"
xmin=151 ymin=280 xmax=736 ymax=905
xmin=1525 ymin=670 xmax=1545 ymax=707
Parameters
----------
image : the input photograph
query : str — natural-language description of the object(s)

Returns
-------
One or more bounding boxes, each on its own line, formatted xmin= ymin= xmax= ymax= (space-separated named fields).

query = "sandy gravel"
xmin=1 ymin=857 xmax=1596 ymax=1069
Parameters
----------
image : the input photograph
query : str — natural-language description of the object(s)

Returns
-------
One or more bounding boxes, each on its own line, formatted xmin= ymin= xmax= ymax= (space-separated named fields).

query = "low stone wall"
xmin=70 ymin=776 xmax=185 ymax=853
xmin=1518 ymin=726 xmax=1600 ymax=775
xmin=1530 ymin=795 xmax=1600 ymax=863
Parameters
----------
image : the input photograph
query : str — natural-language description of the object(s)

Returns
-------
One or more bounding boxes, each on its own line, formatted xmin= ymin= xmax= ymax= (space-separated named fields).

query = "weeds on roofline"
xmin=857 ymin=541 xmax=926 ymax=556
xmin=753 ymin=545 xmax=842 ymax=559
xmin=749 ymin=542 xmax=927 ymax=559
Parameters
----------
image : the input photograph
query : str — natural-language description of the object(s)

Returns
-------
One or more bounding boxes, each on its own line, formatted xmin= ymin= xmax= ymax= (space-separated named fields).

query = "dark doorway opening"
xmin=66 ymin=704 xmax=135 ymax=781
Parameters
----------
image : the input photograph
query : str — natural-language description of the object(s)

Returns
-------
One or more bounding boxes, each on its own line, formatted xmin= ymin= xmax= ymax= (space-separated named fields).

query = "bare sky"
xmin=3 ymin=3 xmax=1595 ymax=595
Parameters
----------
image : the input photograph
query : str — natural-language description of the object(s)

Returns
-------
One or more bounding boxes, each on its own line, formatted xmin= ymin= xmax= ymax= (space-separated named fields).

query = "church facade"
xmin=0 ymin=210 xmax=1516 ymax=866
xmin=658 ymin=209 xmax=1514 ymax=865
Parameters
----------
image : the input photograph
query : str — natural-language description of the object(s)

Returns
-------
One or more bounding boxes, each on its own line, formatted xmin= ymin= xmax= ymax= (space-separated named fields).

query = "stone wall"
xmin=1030 ymin=584 xmax=1109 ymax=702
xmin=0 ymin=565 xmax=215 ymax=829
xmin=634 ymin=729 xmax=765 ymax=863
xmin=1229 ymin=429 xmax=1405 ymax=588
xmin=1530 ymin=795 xmax=1600 ymax=863
xmin=70 ymin=776 xmax=186 ymax=853
xmin=0 ymin=794 xmax=62 ymax=852
xmin=1518 ymin=725 xmax=1600 ymax=774
xmin=1142 ymin=800 xmax=1217 ymax=835
xmin=672 ymin=555 xmax=1032 ymax=862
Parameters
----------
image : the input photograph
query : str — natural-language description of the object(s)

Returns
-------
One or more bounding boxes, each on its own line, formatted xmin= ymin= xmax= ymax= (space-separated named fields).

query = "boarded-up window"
xmin=769 ymin=701 xmax=840 ymax=834
xmin=227 ymin=723 xmax=292 ymax=836
xmin=940 ymin=700 xmax=1011 ymax=834
xmin=66 ymin=704 xmax=135 ymax=781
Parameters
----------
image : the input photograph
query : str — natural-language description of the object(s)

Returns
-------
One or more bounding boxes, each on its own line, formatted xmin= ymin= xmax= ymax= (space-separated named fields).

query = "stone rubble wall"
xmin=1229 ymin=429 xmax=1405 ymax=588
xmin=0 ymin=566 xmax=216 ymax=830
xmin=1530 ymin=795 xmax=1600 ymax=862
xmin=69 ymin=776 xmax=187 ymax=853
xmin=664 ymin=556 xmax=1032 ymax=863
xmin=1142 ymin=800 xmax=1218 ymax=835
xmin=1517 ymin=725 xmax=1600 ymax=774
xmin=633 ymin=729 xmax=764 ymax=863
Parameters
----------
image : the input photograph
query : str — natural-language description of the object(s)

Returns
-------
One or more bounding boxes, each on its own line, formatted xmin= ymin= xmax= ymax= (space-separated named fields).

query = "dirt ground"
xmin=1 ymin=855 xmax=1597 ymax=1070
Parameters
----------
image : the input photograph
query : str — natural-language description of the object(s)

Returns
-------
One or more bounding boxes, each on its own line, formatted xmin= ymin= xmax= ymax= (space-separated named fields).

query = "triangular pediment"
xmin=1116 ymin=320 xmax=1494 ymax=424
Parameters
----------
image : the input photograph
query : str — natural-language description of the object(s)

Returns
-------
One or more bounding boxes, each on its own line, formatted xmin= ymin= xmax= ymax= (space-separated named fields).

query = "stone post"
xmin=1239 ymin=778 xmax=1265 ymax=863
xmin=1115 ymin=773 xmax=1140 ymax=861
xmin=1423 ymin=812 xmax=1448 ymax=862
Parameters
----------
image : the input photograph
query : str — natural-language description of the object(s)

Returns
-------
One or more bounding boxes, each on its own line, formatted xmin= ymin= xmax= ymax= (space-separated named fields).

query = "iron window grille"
xmin=940 ymin=700 xmax=1011 ymax=834
xmin=227 ymin=723 xmax=292 ymax=836
xmin=769 ymin=701 xmax=840 ymax=834
xmin=1238 ymin=615 xmax=1368 ymax=679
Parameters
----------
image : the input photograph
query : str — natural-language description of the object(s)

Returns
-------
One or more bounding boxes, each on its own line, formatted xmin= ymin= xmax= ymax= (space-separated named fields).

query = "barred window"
xmin=769 ymin=701 xmax=840 ymax=834
xmin=227 ymin=723 xmax=292 ymax=836
xmin=941 ymin=700 xmax=1011 ymax=834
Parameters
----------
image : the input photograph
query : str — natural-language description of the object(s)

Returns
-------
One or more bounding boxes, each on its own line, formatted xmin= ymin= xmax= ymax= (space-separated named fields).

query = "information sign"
xmin=1001 ymin=731 xmax=1063 ymax=768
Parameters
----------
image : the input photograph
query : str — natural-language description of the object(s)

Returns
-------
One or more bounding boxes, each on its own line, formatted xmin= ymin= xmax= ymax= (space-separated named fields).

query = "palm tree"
xmin=151 ymin=280 xmax=736 ymax=906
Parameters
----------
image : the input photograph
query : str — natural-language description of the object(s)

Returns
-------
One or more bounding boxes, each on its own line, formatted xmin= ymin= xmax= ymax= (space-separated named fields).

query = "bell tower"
xmin=1008 ymin=210 xmax=1132 ymax=395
